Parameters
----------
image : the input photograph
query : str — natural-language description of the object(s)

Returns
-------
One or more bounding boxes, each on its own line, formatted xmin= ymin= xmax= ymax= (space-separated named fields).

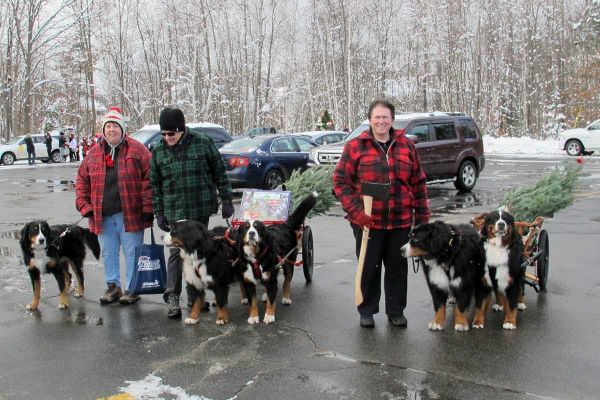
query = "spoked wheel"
xmin=536 ymin=230 xmax=550 ymax=292
xmin=302 ymin=225 xmax=314 ymax=283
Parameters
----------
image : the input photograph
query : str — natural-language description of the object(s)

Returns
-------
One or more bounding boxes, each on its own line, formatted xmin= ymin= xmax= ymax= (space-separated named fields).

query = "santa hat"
xmin=102 ymin=106 xmax=127 ymax=135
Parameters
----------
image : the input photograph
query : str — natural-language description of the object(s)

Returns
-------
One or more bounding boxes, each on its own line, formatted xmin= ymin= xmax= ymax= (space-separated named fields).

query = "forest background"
xmin=0 ymin=0 xmax=598 ymax=140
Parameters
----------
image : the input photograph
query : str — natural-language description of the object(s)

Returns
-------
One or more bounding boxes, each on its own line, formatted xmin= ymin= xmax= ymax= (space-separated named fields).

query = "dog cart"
xmin=515 ymin=217 xmax=550 ymax=292
xmin=229 ymin=189 xmax=315 ymax=283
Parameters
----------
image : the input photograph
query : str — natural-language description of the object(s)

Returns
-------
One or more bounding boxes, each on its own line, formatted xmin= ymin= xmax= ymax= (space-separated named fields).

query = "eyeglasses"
xmin=160 ymin=130 xmax=180 ymax=137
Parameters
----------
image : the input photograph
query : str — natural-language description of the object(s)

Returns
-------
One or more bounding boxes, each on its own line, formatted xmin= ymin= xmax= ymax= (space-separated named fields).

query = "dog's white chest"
xmin=485 ymin=241 xmax=509 ymax=267
xmin=425 ymin=259 xmax=450 ymax=292
xmin=180 ymin=251 xmax=205 ymax=290
xmin=32 ymin=247 xmax=49 ymax=270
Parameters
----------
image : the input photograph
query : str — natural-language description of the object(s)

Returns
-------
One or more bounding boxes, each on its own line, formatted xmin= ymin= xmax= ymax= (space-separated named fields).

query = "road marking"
xmin=99 ymin=374 xmax=212 ymax=400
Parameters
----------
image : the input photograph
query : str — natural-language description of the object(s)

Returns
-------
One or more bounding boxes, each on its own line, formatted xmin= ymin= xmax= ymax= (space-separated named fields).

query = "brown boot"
xmin=99 ymin=283 xmax=122 ymax=304
xmin=119 ymin=290 xmax=141 ymax=305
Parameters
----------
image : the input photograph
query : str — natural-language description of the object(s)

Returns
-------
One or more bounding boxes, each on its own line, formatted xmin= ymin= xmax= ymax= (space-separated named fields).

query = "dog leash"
xmin=411 ymin=257 xmax=424 ymax=273
xmin=59 ymin=216 xmax=86 ymax=238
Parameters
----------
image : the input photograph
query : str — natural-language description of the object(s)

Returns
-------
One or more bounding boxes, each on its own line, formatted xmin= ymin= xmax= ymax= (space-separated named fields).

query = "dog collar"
xmin=251 ymin=246 xmax=269 ymax=280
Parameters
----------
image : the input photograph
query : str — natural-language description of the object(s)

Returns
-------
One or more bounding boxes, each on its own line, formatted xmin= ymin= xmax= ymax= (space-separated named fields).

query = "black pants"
xmin=163 ymin=216 xmax=210 ymax=302
xmin=351 ymin=223 xmax=410 ymax=317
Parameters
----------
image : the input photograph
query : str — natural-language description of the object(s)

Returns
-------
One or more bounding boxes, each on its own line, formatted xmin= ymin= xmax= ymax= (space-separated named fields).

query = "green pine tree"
xmin=502 ymin=162 xmax=582 ymax=222
xmin=285 ymin=166 xmax=335 ymax=218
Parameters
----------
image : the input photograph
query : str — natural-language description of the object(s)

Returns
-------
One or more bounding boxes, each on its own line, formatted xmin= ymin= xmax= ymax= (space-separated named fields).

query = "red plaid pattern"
xmin=76 ymin=137 xmax=153 ymax=234
xmin=333 ymin=128 xmax=430 ymax=229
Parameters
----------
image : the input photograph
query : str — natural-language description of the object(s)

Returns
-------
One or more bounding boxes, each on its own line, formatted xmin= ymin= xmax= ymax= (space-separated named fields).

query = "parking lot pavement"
xmin=0 ymin=156 xmax=599 ymax=399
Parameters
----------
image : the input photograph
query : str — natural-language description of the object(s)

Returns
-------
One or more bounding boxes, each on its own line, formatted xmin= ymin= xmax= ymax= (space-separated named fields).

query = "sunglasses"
xmin=161 ymin=130 xmax=183 ymax=137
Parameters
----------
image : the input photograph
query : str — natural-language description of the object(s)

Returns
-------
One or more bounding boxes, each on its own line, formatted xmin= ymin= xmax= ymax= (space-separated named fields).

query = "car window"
xmin=315 ymin=137 xmax=324 ymax=145
xmin=408 ymin=124 xmax=431 ymax=142
xmin=190 ymin=127 xmax=232 ymax=143
xmin=432 ymin=123 xmax=457 ymax=141
xmin=33 ymin=136 xmax=45 ymax=143
xmin=456 ymin=119 xmax=478 ymax=139
xmin=589 ymin=121 xmax=600 ymax=130
xmin=271 ymin=138 xmax=295 ymax=152
xmin=220 ymin=137 xmax=265 ymax=152
xmin=293 ymin=137 xmax=314 ymax=151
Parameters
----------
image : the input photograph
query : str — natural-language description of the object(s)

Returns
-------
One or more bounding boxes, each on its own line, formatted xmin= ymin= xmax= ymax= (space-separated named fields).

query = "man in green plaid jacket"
xmin=150 ymin=107 xmax=235 ymax=318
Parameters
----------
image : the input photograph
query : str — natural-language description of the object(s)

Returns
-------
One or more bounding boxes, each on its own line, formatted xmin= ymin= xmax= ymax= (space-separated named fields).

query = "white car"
xmin=0 ymin=133 xmax=62 ymax=165
xmin=559 ymin=119 xmax=600 ymax=156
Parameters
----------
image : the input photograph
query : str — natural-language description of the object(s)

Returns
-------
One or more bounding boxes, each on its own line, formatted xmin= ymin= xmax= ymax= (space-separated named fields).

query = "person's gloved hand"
xmin=355 ymin=211 xmax=373 ymax=228
xmin=83 ymin=211 xmax=93 ymax=218
xmin=222 ymin=203 xmax=235 ymax=219
xmin=143 ymin=213 xmax=154 ymax=223
xmin=156 ymin=214 xmax=170 ymax=232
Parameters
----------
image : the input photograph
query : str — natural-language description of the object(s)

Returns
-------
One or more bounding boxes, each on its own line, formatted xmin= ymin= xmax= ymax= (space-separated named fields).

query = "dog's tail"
xmin=287 ymin=191 xmax=319 ymax=231
xmin=70 ymin=226 xmax=101 ymax=259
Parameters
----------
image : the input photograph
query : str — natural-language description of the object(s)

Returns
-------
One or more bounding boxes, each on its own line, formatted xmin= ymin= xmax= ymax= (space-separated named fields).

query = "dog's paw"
xmin=73 ymin=292 xmax=83 ymax=298
xmin=26 ymin=303 xmax=37 ymax=311
xmin=263 ymin=314 xmax=275 ymax=324
xmin=241 ymin=298 xmax=249 ymax=305
xmin=447 ymin=296 xmax=456 ymax=305
xmin=454 ymin=324 xmax=469 ymax=332
xmin=185 ymin=317 xmax=199 ymax=325
xmin=492 ymin=304 xmax=504 ymax=312
xmin=502 ymin=322 xmax=517 ymax=330
xmin=428 ymin=322 xmax=444 ymax=331
xmin=247 ymin=316 xmax=260 ymax=325
xmin=59 ymin=303 xmax=69 ymax=310
xmin=261 ymin=293 xmax=268 ymax=303
xmin=216 ymin=318 xmax=227 ymax=325
xmin=472 ymin=323 xmax=485 ymax=329
xmin=517 ymin=303 xmax=526 ymax=310
xmin=281 ymin=297 xmax=292 ymax=305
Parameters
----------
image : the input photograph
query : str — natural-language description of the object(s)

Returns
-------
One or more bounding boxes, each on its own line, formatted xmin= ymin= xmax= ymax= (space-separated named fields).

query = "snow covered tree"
xmin=544 ymin=90 xmax=567 ymax=139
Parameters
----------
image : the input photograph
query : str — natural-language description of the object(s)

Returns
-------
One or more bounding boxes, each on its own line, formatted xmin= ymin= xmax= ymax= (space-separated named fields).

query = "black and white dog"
xmin=162 ymin=222 xmax=240 ymax=325
xmin=480 ymin=210 xmax=525 ymax=330
xmin=400 ymin=221 xmax=488 ymax=331
xmin=237 ymin=192 xmax=318 ymax=324
xmin=19 ymin=220 xmax=100 ymax=310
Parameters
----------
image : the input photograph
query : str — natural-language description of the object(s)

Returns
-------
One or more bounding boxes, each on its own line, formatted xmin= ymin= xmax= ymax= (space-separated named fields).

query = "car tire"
xmin=453 ymin=160 xmax=477 ymax=191
xmin=263 ymin=169 xmax=284 ymax=190
xmin=565 ymin=140 xmax=583 ymax=156
xmin=51 ymin=150 xmax=62 ymax=163
xmin=1 ymin=152 xmax=15 ymax=166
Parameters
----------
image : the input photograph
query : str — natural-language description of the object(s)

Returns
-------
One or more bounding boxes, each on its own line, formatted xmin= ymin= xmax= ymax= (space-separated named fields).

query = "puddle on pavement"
xmin=26 ymin=178 xmax=75 ymax=192
xmin=71 ymin=311 xmax=103 ymax=326
xmin=427 ymin=188 xmax=498 ymax=215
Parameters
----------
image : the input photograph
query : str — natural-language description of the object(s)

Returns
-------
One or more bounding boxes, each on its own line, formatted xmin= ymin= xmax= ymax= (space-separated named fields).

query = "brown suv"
xmin=307 ymin=112 xmax=485 ymax=191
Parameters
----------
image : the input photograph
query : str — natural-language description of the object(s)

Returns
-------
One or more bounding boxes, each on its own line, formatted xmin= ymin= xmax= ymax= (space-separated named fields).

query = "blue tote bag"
xmin=129 ymin=228 xmax=167 ymax=295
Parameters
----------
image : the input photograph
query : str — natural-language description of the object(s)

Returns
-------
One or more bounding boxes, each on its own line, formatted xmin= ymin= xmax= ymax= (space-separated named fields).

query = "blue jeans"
xmin=27 ymin=151 xmax=35 ymax=165
xmin=98 ymin=212 xmax=144 ymax=290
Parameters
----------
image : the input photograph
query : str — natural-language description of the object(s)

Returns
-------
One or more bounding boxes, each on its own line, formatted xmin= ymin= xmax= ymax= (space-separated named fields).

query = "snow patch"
xmin=119 ymin=374 xmax=212 ymax=400
xmin=483 ymin=136 xmax=563 ymax=155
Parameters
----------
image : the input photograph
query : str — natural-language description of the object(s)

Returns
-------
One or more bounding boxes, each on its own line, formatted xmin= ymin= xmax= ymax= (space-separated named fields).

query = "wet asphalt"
xmin=0 ymin=156 xmax=599 ymax=400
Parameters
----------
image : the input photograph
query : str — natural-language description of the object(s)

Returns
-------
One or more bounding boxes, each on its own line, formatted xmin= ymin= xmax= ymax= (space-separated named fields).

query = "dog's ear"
xmin=471 ymin=213 xmax=487 ymax=233
xmin=429 ymin=222 xmax=450 ymax=254
xmin=19 ymin=224 xmax=30 ymax=250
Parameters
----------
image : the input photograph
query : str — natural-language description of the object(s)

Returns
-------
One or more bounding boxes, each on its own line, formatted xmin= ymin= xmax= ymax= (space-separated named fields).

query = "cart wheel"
xmin=536 ymin=230 xmax=550 ymax=292
xmin=302 ymin=226 xmax=314 ymax=283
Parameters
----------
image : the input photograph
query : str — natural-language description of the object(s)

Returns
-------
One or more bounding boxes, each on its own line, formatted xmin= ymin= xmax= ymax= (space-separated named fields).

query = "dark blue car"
xmin=219 ymin=134 xmax=317 ymax=189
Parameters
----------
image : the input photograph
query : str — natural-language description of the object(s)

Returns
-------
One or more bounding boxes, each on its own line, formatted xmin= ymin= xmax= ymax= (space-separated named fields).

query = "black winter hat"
xmin=159 ymin=107 xmax=186 ymax=132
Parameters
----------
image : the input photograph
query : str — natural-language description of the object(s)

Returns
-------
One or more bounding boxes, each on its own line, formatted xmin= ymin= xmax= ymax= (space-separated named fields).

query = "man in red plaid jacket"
xmin=333 ymin=99 xmax=430 ymax=328
xmin=76 ymin=106 xmax=153 ymax=305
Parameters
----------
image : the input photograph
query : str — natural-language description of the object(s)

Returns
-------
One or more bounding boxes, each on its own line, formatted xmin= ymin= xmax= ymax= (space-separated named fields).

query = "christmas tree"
xmin=285 ymin=166 xmax=336 ymax=218
xmin=318 ymin=109 xmax=333 ymax=130
xmin=502 ymin=161 xmax=583 ymax=222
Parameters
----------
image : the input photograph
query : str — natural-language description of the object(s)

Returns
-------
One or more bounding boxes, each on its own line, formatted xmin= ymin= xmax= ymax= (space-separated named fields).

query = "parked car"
xmin=308 ymin=112 xmax=485 ymax=191
xmin=559 ymin=119 xmax=600 ymax=156
xmin=219 ymin=134 xmax=317 ymax=189
xmin=290 ymin=131 xmax=347 ymax=146
xmin=130 ymin=122 xmax=233 ymax=150
xmin=0 ymin=133 xmax=62 ymax=165
xmin=245 ymin=126 xmax=277 ymax=137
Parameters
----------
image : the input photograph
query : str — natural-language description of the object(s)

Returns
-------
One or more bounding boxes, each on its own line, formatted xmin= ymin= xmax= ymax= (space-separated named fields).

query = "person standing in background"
xmin=24 ymin=134 xmax=35 ymax=166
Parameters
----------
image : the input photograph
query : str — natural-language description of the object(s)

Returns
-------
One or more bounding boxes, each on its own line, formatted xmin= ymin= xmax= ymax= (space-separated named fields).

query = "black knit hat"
xmin=159 ymin=107 xmax=186 ymax=132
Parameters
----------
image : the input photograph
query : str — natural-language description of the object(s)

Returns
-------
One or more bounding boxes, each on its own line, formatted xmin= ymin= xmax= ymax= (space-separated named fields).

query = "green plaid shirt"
xmin=150 ymin=131 xmax=232 ymax=221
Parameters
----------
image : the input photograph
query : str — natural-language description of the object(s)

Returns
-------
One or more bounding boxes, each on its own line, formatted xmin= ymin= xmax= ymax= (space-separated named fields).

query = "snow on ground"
xmin=483 ymin=136 xmax=563 ymax=156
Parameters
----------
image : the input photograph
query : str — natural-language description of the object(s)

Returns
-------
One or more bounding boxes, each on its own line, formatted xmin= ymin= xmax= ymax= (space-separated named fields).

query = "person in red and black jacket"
xmin=76 ymin=107 xmax=153 ymax=305
xmin=333 ymin=99 xmax=430 ymax=328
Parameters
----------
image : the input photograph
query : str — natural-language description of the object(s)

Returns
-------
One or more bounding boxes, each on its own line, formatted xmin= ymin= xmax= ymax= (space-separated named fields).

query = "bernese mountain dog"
xmin=237 ymin=192 xmax=318 ymax=325
xmin=162 ymin=222 xmax=241 ymax=325
xmin=19 ymin=220 xmax=100 ymax=310
xmin=400 ymin=221 xmax=487 ymax=331
xmin=479 ymin=210 xmax=525 ymax=330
